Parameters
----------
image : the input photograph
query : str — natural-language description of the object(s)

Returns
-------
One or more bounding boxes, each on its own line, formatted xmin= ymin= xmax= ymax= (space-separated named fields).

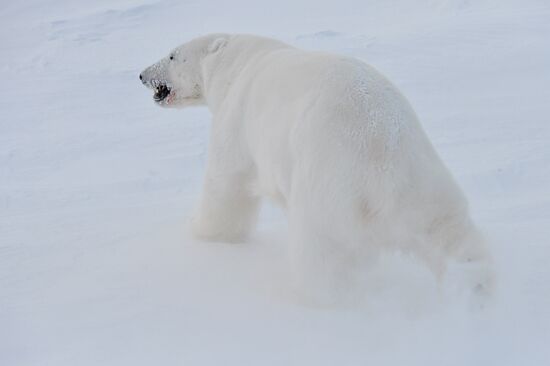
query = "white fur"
xmin=141 ymin=34 xmax=494 ymax=302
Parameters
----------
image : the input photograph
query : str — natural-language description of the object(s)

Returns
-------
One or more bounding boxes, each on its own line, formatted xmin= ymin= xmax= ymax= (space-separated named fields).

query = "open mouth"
xmin=153 ymin=83 xmax=172 ymax=102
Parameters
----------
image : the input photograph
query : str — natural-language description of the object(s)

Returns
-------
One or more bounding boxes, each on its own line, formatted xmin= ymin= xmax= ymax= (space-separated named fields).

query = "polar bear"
xmin=140 ymin=34 xmax=493 ymax=301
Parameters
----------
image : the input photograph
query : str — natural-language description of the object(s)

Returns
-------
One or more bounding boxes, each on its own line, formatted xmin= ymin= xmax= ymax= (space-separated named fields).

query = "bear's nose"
xmin=139 ymin=73 xmax=143 ymax=81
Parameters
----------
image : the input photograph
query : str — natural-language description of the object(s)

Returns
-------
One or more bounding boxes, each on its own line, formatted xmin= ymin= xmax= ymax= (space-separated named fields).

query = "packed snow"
xmin=1 ymin=0 xmax=549 ymax=365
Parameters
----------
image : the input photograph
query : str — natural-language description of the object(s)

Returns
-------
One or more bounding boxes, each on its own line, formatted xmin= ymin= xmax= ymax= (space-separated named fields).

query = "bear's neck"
xmin=200 ymin=45 xmax=250 ymax=115
xmin=201 ymin=38 xmax=290 ymax=115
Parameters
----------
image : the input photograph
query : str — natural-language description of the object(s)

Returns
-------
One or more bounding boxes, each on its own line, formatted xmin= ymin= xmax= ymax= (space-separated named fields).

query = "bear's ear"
xmin=208 ymin=37 xmax=228 ymax=54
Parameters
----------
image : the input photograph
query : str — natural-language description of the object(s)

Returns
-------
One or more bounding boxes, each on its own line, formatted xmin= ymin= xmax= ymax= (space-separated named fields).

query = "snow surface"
xmin=1 ymin=0 xmax=549 ymax=365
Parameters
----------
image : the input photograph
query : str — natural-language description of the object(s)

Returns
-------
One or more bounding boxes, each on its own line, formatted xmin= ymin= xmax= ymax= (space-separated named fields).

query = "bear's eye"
xmin=169 ymin=55 xmax=174 ymax=60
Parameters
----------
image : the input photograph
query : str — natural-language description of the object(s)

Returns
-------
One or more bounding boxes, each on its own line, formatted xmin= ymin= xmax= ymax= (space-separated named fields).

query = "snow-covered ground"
xmin=1 ymin=0 xmax=549 ymax=364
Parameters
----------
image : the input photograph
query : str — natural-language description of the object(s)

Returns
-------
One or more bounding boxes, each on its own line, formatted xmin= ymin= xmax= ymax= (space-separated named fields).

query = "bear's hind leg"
xmin=424 ymin=219 xmax=495 ymax=304
xmin=288 ymin=220 xmax=356 ymax=305
xmin=287 ymin=189 xmax=376 ymax=305
xmin=450 ymin=226 xmax=495 ymax=300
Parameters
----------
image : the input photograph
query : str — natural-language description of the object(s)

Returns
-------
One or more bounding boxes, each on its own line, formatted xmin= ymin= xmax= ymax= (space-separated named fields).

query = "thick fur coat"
xmin=140 ymin=34 xmax=493 ymax=301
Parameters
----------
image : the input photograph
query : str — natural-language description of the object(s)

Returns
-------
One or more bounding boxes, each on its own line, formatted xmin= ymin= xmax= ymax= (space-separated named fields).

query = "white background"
xmin=1 ymin=0 xmax=549 ymax=365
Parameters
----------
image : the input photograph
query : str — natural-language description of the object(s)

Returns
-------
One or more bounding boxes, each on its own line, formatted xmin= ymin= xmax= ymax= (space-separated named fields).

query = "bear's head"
xmin=139 ymin=34 xmax=228 ymax=108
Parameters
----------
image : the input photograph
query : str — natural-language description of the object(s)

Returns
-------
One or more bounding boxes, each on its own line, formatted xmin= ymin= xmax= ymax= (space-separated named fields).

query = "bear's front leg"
xmin=191 ymin=125 xmax=259 ymax=243
xmin=191 ymin=172 xmax=259 ymax=243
